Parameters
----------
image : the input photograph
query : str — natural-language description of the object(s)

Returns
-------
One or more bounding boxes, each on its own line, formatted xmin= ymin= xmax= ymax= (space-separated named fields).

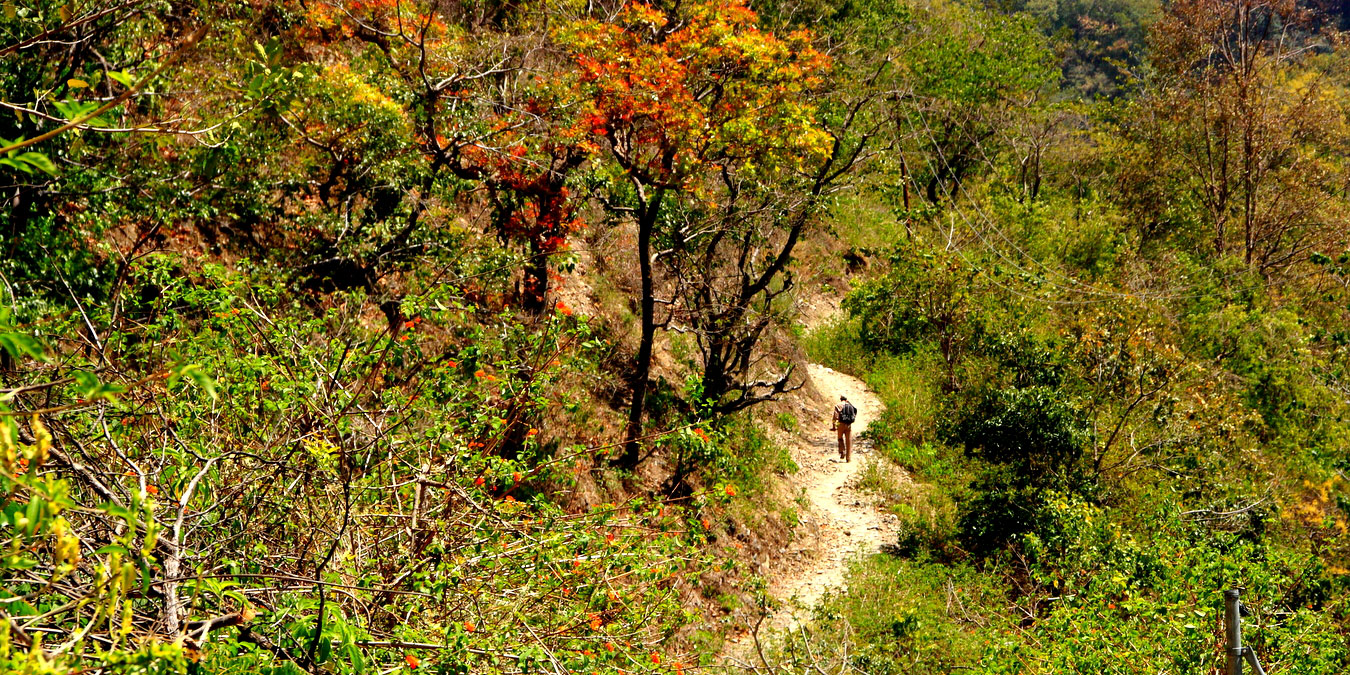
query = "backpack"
xmin=838 ymin=402 xmax=857 ymax=425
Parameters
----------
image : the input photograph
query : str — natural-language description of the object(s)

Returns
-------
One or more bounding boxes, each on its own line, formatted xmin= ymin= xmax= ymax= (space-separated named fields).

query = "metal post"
xmin=1224 ymin=589 xmax=1243 ymax=675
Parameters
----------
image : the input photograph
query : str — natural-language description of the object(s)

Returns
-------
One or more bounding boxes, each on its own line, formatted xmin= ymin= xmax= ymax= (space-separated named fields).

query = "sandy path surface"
xmin=724 ymin=360 xmax=896 ymax=656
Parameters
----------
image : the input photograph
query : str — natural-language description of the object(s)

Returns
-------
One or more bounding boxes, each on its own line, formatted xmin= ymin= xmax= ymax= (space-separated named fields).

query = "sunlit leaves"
xmin=0 ymin=140 xmax=56 ymax=176
xmin=167 ymin=363 xmax=218 ymax=401
xmin=0 ymin=332 xmax=48 ymax=364
xmin=558 ymin=0 xmax=834 ymax=187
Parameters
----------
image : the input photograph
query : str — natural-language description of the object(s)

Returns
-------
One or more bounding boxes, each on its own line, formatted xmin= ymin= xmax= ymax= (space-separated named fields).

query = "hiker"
xmin=831 ymin=395 xmax=857 ymax=462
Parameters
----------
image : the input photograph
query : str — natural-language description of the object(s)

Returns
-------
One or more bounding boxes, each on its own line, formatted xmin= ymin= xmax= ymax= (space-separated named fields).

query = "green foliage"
xmin=0 ymin=257 xmax=720 ymax=674
xmin=844 ymin=244 xmax=987 ymax=359
xmin=904 ymin=4 xmax=1057 ymax=106
xmin=806 ymin=0 xmax=1350 ymax=655
xmin=823 ymin=557 xmax=1001 ymax=675
xmin=858 ymin=350 xmax=944 ymax=446
xmin=753 ymin=554 xmax=1004 ymax=674
xmin=999 ymin=0 xmax=1159 ymax=95
xmin=0 ymin=141 xmax=56 ymax=175
xmin=989 ymin=497 xmax=1350 ymax=673
xmin=948 ymin=386 xmax=1089 ymax=484
xmin=802 ymin=316 xmax=872 ymax=376
xmin=5 ymin=0 xmax=1350 ymax=673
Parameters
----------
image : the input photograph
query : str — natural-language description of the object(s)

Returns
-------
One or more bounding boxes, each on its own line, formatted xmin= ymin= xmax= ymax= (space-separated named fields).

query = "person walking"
xmin=832 ymin=395 xmax=857 ymax=462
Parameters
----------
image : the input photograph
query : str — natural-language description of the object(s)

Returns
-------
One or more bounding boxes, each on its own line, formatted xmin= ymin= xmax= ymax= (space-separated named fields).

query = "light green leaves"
xmin=0 ymin=139 xmax=57 ymax=176
xmin=0 ymin=332 xmax=48 ymax=363
xmin=70 ymin=370 xmax=127 ymax=405
xmin=0 ymin=308 xmax=50 ymax=363
xmin=52 ymin=98 xmax=108 ymax=126
xmin=106 ymin=70 xmax=135 ymax=89
xmin=168 ymin=363 xmax=218 ymax=400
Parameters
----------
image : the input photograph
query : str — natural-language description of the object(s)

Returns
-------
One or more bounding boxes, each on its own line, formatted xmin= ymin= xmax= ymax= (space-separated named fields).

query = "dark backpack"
xmin=838 ymin=402 xmax=857 ymax=425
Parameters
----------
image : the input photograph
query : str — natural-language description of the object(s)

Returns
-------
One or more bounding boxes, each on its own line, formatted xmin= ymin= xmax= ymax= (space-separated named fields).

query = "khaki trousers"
xmin=836 ymin=422 xmax=852 ymax=462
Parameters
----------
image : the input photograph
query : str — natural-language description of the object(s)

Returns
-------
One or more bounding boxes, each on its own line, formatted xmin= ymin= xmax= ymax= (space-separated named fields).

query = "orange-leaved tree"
xmin=558 ymin=0 xmax=834 ymax=467
xmin=461 ymin=75 xmax=596 ymax=313
xmin=311 ymin=0 xmax=595 ymax=314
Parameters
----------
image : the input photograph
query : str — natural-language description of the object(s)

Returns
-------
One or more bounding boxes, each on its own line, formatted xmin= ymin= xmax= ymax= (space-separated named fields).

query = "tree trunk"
xmin=698 ymin=341 xmax=731 ymax=414
xmin=617 ymin=189 xmax=665 ymax=468
xmin=522 ymin=237 xmax=548 ymax=313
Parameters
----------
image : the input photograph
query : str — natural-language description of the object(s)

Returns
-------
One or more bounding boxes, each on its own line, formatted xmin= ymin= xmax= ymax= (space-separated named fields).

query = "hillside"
xmin=3 ymin=1 xmax=1350 ymax=674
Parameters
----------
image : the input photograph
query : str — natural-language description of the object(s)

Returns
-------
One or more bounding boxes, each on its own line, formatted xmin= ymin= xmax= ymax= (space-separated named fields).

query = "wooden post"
xmin=1224 ymin=589 xmax=1243 ymax=675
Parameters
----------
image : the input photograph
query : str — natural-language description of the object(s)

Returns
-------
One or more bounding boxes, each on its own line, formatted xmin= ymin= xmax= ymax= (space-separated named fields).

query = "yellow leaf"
xmin=68 ymin=78 xmax=89 ymax=88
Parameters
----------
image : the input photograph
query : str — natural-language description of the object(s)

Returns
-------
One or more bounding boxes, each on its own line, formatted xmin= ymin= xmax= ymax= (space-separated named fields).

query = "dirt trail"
xmin=725 ymin=359 xmax=895 ymax=652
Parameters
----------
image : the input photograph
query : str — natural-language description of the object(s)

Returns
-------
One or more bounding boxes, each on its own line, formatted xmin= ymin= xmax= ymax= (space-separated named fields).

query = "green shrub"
xmin=802 ymin=315 xmax=872 ymax=375
xmin=863 ymin=350 xmax=943 ymax=445
xmin=945 ymin=385 xmax=1094 ymax=554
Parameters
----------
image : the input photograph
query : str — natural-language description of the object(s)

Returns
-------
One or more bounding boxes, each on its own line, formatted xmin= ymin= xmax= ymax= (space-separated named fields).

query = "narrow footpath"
xmin=725 ymin=359 xmax=896 ymax=654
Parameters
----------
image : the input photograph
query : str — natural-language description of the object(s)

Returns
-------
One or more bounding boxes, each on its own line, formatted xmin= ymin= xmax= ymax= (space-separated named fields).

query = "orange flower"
xmin=405 ymin=654 xmax=419 ymax=669
xmin=146 ymin=485 xmax=159 ymax=495
xmin=474 ymin=369 xmax=487 ymax=379
xmin=701 ymin=518 xmax=710 ymax=529
xmin=446 ymin=360 xmax=458 ymax=368
xmin=589 ymin=613 xmax=603 ymax=630
xmin=650 ymin=653 xmax=660 ymax=665
xmin=504 ymin=495 xmax=516 ymax=502
xmin=513 ymin=471 xmax=522 ymax=483
xmin=555 ymin=300 xmax=573 ymax=316
xmin=526 ymin=428 xmax=538 ymax=436
xmin=474 ymin=476 xmax=485 ymax=486
xmin=463 ymin=621 xmax=475 ymax=633
xmin=724 ymin=485 xmax=737 ymax=497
